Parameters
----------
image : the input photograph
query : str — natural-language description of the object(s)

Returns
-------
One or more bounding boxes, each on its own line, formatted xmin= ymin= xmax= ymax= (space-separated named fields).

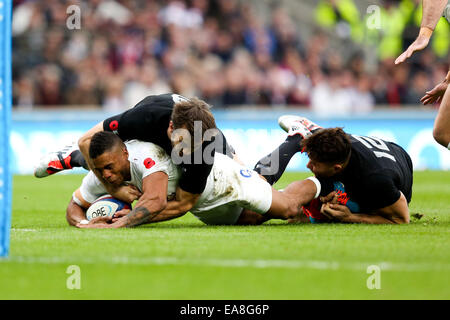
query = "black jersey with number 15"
xmin=318 ymin=134 xmax=413 ymax=212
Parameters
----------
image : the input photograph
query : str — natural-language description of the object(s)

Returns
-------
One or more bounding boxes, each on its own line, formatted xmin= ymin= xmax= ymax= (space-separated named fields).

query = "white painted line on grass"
xmin=3 ymin=255 xmax=449 ymax=272
xmin=10 ymin=228 xmax=38 ymax=232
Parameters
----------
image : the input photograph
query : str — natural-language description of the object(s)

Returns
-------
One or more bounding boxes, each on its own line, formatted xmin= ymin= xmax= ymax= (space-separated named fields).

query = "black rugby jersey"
xmin=317 ymin=134 xmax=413 ymax=212
xmin=103 ymin=93 xmax=233 ymax=194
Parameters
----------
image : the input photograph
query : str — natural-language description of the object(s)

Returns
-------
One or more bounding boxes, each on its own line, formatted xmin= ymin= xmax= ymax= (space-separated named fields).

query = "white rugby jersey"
xmin=79 ymin=140 xmax=180 ymax=204
xmin=77 ymin=141 xmax=272 ymax=217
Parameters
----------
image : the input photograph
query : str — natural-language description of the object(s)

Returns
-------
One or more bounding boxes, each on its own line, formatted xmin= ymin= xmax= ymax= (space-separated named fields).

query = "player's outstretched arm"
xmin=77 ymin=172 xmax=169 ymax=229
xmin=321 ymin=192 xmax=410 ymax=224
xmin=66 ymin=189 xmax=91 ymax=226
xmin=68 ymin=188 xmax=115 ymax=227
xmin=160 ymin=187 xmax=201 ymax=217
xmin=110 ymin=187 xmax=192 ymax=224
xmin=110 ymin=172 xmax=169 ymax=228
xmin=78 ymin=121 xmax=105 ymax=163
xmin=66 ymin=199 xmax=87 ymax=226
xmin=395 ymin=0 xmax=447 ymax=65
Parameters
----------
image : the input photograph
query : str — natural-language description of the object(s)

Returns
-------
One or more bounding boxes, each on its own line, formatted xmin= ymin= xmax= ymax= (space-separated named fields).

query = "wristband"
xmin=79 ymin=219 xmax=89 ymax=225
xmin=306 ymin=176 xmax=321 ymax=199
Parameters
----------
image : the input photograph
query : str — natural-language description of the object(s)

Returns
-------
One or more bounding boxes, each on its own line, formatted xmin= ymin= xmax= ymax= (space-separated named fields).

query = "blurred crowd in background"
xmin=12 ymin=0 xmax=450 ymax=114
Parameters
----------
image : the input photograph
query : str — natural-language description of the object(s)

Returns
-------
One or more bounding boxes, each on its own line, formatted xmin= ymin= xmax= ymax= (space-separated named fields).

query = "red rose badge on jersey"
xmin=143 ymin=158 xmax=155 ymax=169
xmin=109 ymin=120 xmax=119 ymax=131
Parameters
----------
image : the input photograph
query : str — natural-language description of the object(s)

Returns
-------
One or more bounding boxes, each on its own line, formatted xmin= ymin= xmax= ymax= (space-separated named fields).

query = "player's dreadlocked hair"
xmin=301 ymin=127 xmax=351 ymax=164
xmin=89 ymin=131 xmax=124 ymax=159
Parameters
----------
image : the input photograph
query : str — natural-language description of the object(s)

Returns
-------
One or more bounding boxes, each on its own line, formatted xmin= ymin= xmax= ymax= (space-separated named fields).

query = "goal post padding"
xmin=0 ymin=0 xmax=12 ymax=257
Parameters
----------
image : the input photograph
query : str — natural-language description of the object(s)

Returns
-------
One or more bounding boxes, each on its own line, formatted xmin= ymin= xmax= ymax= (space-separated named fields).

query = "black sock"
xmin=69 ymin=150 xmax=88 ymax=170
xmin=253 ymin=134 xmax=303 ymax=185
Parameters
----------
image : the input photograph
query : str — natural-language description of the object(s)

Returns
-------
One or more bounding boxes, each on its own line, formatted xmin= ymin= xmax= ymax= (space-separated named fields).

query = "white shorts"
xmin=190 ymin=153 xmax=273 ymax=223
xmin=193 ymin=203 xmax=244 ymax=225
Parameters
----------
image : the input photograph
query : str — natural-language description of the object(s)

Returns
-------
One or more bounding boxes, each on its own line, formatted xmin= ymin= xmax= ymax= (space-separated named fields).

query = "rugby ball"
xmin=86 ymin=195 xmax=132 ymax=221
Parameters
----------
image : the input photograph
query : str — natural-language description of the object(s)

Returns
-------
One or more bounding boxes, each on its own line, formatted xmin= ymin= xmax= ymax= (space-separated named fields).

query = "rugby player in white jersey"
xmin=37 ymin=94 xmax=239 ymax=215
xmin=67 ymin=131 xmax=321 ymax=228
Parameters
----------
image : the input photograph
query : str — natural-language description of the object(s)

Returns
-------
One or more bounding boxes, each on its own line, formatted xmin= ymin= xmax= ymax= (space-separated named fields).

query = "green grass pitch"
xmin=1 ymin=171 xmax=449 ymax=299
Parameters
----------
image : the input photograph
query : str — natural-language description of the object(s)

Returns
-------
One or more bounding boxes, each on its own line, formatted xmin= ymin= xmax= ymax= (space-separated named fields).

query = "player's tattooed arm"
xmin=121 ymin=207 xmax=153 ymax=227
xmin=116 ymin=204 xmax=171 ymax=228
xmin=113 ymin=172 xmax=169 ymax=228
xmin=117 ymin=206 xmax=183 ymax=227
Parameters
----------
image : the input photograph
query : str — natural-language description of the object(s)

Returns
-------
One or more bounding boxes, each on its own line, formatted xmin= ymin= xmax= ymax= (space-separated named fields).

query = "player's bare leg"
xmin=237 ymin=178 xmax=319 ymax=225
xmin=264 ymin=178 xmax=320 ymax=220
xmin=433 ymin=86 xmax=450 ymax=150
xmin=235 ymin=210 xmax=270 ymax=225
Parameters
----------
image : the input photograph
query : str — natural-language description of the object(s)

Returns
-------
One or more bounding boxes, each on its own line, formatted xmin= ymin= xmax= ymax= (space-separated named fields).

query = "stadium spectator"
xmin=11 ymin=0 xmax=449 ymax=110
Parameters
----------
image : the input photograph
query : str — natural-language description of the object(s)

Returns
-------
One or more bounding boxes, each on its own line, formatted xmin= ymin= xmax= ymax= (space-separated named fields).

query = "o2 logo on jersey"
xmin=143 ymin=158 xmax=155 ymax=169
xmin=240 ymin=169 xmax=253 ymax=178
xmin=109 ymin=120 xmax=119 ymax=131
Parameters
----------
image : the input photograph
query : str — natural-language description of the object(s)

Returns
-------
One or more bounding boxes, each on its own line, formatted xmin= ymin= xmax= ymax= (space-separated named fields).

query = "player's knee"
xmin=392 ymin=214 xmax=410 ymax=224
xmin=285 ymin=201 xmax=300 ymax=219
xmin=236 ymin=213 xmax=267 ymax=225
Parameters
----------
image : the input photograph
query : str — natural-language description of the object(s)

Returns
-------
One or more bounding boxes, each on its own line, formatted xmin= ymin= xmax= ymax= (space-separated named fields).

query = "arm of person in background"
xmin=77 ymin=171 xmax=169 ymax=228
xmin=421 ymin=70 xmax=450 ymax=105
xmin=320 ymin=191 xmax=410 ymax=224
xmin=395 ymin=0 xmax=448 ymax=64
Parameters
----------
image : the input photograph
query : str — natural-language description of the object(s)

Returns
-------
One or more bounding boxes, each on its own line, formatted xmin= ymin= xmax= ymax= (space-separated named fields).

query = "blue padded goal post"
xmin=0 ymin=0 xmax=12 ymax=257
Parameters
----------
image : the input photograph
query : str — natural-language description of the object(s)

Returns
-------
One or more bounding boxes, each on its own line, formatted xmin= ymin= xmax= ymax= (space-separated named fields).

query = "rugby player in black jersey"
xmin=255 ymin=115 xmax=413 ymax=224
xmin=35 ymin=93 xmax=237 ymax=216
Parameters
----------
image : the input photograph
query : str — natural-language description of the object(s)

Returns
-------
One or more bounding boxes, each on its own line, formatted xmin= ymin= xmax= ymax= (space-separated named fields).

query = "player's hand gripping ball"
xmin=86 ymin=195 xmax=132 ymax=221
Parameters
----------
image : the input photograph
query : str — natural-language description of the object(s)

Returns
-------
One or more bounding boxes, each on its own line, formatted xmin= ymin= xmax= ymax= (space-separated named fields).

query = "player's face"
xmin=92 ymin=146 xmax=130 ymax=186
xmin=306 ymin=159 xmax=340 ymax=178
xmin=169 ymin=122 xmax=194 ymax=157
